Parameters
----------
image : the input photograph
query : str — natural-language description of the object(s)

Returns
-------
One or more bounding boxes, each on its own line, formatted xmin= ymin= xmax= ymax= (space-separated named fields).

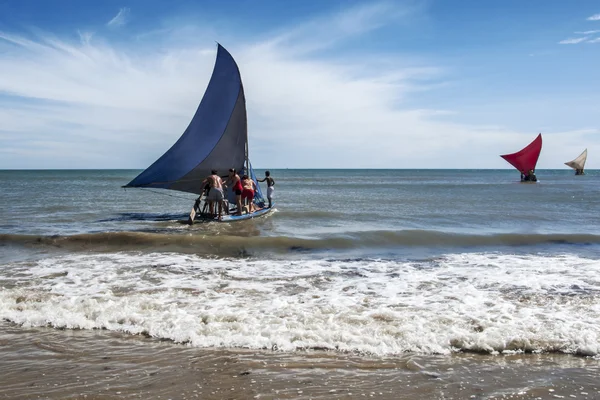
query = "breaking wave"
xmin=1 ymin=252 xmax=599 ymax=356
xmin=1 ymin=230 xmax=599 ymax=256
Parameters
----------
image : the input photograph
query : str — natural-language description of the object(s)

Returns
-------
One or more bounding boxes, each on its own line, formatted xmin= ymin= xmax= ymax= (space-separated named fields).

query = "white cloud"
xmin=588 ymin=37 xmax=600 ymax=43
xmin=575 ymin=30 xmax=600 ymax=34
xmin=587 ymin=13 xmax=600 ymax=21
xmin=107 ymin=7 xmax=130 ymax=27
xmin=258 ymin=1 xmax=420 ymax=56
xmin=558 ymin=37 xmax=588 ymax=44
xmin=0 ymin=2 xmax=598 ymax=169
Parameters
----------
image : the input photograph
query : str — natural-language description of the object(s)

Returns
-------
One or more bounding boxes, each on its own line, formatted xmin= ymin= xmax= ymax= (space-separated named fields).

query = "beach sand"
xmin=1 ymin=322 xmax=599 ymax=399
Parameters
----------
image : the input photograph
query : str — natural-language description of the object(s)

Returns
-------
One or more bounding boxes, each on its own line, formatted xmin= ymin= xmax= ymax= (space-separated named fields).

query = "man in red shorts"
xmin=241 ymin=174 xmax=257 ymax=213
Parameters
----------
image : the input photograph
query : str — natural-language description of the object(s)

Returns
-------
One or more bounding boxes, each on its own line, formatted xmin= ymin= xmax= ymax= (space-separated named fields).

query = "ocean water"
xmin=1 ymin=168 xmax=600 ymax=361
xmin=2 ymin=169 xmax=600 ymax=398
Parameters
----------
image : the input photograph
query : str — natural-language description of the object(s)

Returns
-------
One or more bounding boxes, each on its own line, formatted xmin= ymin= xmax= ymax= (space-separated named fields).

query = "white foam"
xmin=1 ymin=252 xmax=599 ymax=356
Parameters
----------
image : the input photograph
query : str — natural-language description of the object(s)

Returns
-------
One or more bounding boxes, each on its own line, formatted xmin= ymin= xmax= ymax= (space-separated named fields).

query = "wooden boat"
xmin=124 ymin=44 xmax=274 ymax=223
xmin=500 ymin=134 xmax=542 ymax=182
xmin=565 ymin=149 xmax=587 ymax=175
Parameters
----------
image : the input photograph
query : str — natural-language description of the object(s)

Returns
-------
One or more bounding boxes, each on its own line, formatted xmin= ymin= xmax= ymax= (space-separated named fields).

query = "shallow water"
xmin=1 ymin=322 xmax=599 ymax=399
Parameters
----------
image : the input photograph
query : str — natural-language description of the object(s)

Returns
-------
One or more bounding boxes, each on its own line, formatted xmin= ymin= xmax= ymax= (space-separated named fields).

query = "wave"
xmin=1 ymin=230 xmax=600 ymax=256
xmin=1 ymin=252 xmax=599 ymax=356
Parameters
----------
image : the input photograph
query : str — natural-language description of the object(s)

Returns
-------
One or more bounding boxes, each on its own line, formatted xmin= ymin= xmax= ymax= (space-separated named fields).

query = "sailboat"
xmin=500 ymin=133 xmax=542 ymax=182
xmin=565 ymin=149 xmax=587 ymax=175
xmin=124 ymin=44 xmax=274 ymax=223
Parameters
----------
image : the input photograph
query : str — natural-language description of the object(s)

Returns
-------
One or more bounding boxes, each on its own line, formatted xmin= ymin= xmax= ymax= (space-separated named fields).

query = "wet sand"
xmin=1 ymin=322 xmax=599 ymax=400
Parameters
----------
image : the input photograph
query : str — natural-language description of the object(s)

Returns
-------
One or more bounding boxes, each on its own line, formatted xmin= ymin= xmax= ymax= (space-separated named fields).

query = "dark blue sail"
xmin=125 ymin=44 xmax=247 ymax=195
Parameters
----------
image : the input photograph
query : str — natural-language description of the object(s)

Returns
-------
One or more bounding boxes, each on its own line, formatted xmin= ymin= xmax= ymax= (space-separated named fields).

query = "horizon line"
xmin=0 ymin=168 xmax=595 ymax=171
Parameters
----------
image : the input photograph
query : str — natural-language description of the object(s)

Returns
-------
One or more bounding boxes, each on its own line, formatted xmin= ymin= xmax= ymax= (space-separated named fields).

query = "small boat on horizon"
xmin=565 ymin=149 xmax=587 ymax=175
xmin=500 ymin=133 xmax=542 ymax=182
xmin=124 ymin=44 xmax=274 ymax=223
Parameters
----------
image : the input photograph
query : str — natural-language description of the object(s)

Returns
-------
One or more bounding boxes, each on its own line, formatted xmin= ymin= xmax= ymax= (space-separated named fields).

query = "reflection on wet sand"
xmin=1 ymin=323 xmax=599 ymax=400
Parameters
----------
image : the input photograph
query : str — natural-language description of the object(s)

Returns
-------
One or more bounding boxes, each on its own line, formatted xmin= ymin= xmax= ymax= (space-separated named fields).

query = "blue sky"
xmin=0 ymin=0 xmax=599 ymax=169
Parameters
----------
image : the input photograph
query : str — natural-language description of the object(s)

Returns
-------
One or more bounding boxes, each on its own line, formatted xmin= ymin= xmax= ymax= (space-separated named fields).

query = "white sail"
xmin=565 ymin=149 xmax=588 ymax=170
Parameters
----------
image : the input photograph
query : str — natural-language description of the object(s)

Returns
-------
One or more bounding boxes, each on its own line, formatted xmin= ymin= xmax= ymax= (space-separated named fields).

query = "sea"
xmin=1 ymin=169 xmax=599 ymax=399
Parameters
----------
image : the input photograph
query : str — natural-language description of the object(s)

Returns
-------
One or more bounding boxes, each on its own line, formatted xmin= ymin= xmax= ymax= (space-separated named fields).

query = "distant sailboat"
xmin=500 ymin=133 xmax=542 ymax=182
xmin=124 ymin=44 xmax=273 ymax=223
xmin=565 ymin=149 xmax=587 ymax=175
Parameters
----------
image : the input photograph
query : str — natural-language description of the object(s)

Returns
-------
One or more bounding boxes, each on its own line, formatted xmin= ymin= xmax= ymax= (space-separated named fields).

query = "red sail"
xmin=500 ymin=133 xmax=542 ymax=173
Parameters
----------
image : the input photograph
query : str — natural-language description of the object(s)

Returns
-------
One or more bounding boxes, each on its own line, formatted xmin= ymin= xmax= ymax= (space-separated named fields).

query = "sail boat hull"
xmin=193 ymin=205 xmax=275 ymax=223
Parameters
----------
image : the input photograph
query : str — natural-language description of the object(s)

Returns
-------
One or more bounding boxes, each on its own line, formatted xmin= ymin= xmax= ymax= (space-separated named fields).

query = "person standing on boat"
xmin=258 ymin=170 xmax=275 ymax=208
xmin=226 ymin=168 xmax=243 ymax=216
xmin=241 ymin=175 xmax=257 ymax=213
xmin=202 ymin=170 xmax=225 ymax=220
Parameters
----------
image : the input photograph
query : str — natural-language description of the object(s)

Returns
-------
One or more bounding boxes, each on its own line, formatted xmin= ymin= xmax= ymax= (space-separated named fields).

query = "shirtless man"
xmin=226 ymin=168 xmax=243 ymax=216
xmin=202 ymin=169 xmax=225 ymax=220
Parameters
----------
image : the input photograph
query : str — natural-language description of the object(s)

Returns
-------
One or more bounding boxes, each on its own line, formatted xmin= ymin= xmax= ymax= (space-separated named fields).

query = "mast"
xmin=241 ymin=73 xmax=249 ymax=175
xmin=245 ymin=139 xmax=249 ymax=175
